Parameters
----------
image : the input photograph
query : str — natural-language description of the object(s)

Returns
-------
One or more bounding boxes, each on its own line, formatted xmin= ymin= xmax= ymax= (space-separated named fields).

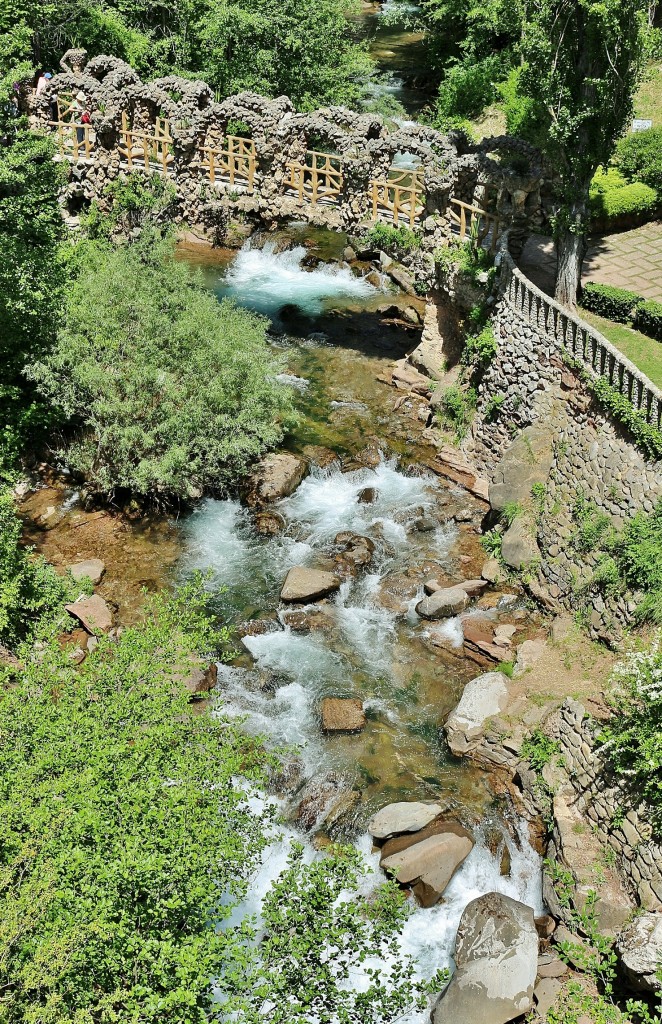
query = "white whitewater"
xmin=182 ymin=458 xmax=544 ymax=1018
xmin=219 ymin=239 xmax=379 ymax=317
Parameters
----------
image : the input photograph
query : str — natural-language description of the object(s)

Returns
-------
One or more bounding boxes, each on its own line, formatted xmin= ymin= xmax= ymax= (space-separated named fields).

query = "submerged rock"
xmin=68 ymin=558 xmax=106 ymax=585
xmin=321 ymin=697 xmax=366 ymax=734
xmin=445 ymin=671 xmax=511 ymax=755
xmin=294 ymin=773 xmax=358 ymax=832
xmin=280 ymin=567 xmax=341 ymax=603
xmin=368 ymin=801 xmax=444 ymax=840
xmin=333 ymin=532 xmax=375 ymax=573
xmin=357 ymin=486 xmax=377 ymax=504
xmin=431 ymin=892 xmax=538 ymax=1024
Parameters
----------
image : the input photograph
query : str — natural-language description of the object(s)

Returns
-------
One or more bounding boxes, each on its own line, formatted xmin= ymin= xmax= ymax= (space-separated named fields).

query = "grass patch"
xmin=634 ymin=61 xmax=662 ymax=123
xmin=581 ymin=309 xmax=662 ymax=388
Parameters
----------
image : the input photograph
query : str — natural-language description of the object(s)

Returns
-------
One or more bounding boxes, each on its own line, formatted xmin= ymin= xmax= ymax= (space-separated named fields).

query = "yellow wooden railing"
xmin=49 ymin=120 xmax=95 ymax=160
xmin=199 ymin=136 xmax=256 ymax=190
xmin=119 ymin=113 xmax=174 ymax=174
xmin=285 ymin=151 xmax=343 ymax=204
xmin=370 ymin=168 xmax=425 ymax=227
xmin=450 ymin=198 xmax=502 ymax=253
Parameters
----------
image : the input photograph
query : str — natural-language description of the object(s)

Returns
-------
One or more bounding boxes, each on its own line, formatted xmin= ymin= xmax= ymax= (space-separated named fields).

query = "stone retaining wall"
xmin=552 ymin=699 xmax=662 ymax=913
xmin=464 ymin=239 xmax=662 ymax=639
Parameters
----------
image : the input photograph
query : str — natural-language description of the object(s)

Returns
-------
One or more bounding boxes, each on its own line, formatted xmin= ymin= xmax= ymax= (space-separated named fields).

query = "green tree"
xmin=2 ymin=0 xmax=372 ymax=111
xmin=518 ymin=0 xmax=651 ymax=307
xmin=28 ymin=232 xmax=294 ymax=504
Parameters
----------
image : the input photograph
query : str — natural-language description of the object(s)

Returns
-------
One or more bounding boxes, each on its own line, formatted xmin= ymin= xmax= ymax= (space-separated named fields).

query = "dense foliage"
xmin=601 ymin=638 xmax=662 ymax=835
xmin=0 ymin=491 xmax=80 ymax=649
xmin=28 ymin=233 xmax=293 ymax=503
xmin=3 ymin=0 xmax=371 ymax=111
xmin=0 ymin=74 xmax=66 ymax=478
xmin=636 ymin=300 xmax=662 ymax=342
xmin=616 ymin=126 xmax=662 ymax=196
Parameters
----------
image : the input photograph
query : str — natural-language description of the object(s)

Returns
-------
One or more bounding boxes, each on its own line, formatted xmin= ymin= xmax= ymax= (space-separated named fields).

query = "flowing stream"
xmin=178 ymin=230 xmax=543 ymax=1015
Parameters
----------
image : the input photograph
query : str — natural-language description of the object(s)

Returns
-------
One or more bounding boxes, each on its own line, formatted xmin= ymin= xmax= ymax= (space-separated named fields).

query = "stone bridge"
xmin=27 ymin=48 xmax=547 ymax=253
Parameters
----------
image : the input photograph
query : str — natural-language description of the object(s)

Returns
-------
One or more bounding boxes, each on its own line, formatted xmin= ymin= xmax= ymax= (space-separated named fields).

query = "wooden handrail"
xmin=119 ymin=113 xmax=174 ymax=174
xmin=199 ymin=136 xmax=256 ymax=191
xmin=450 ymin=198 xmax=502 ymax=254
xmin=48 ymin=120 xmax=95 ymax=160
xmin=370 ymin=170 xmax=424 ymax=228
xmin=285 ymin=150 xmax=343 ymax=205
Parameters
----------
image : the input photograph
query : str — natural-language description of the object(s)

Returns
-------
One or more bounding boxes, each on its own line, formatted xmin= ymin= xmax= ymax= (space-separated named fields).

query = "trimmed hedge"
xmin=636 ymin=300 xmax=662 ymax=341
xmin=590 ymin=180 xmax=658 ymax=221
xmin=581 ymin=282 xmax=643 ymax=323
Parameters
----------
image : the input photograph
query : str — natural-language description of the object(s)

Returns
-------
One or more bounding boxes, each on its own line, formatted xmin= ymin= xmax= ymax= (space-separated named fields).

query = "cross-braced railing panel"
xmin=199 ymin=136 xmax=256 ymax=190
xmin=49 ymin=121 xmax=96 ymax=160
xmin=285 ymin=150 xmax=344 ymax=205
xmin=370 ymin=167 xmax=425 ymax=228
xmin=119 ymin=113 xmax=174 ymax=174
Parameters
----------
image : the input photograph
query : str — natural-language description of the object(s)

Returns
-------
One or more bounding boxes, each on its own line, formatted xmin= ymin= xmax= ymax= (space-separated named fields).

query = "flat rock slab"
xmin=416 ymin=586 xmax=470 ymax=619
xmin=382 ymin=832 xmax=474 ymax=906
xmin=321 ymin=697 xmax=366 ymax=734
xmin=501 ymin=516 xmax=541 ymax=570
xmin=432 ymin=892 xmax=538 ymax=1024
xmin=514 ymin=638 xmax=548 ymax=675
xmin=379 ymin=819 xmax=472 ymax=864
xmin=281 ymin=567 xmax=341 ymax=603
xmin=65 ymin=595 xmax=113 ymax=635
xmin=68 ymin=558 xmax=106 ymax=584
xmin=445 ymin=671 xmax=511 ymax=755
xmin=616 ymin=913 xmax=662 ymax=993
xmin=534 ymin=978 xmax=563 ymax=1016
xmin=368 ymin=801 xmax=444 ymax=839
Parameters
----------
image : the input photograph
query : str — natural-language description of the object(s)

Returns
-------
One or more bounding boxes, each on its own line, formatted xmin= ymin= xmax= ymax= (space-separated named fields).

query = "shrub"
xmin=600 ymin=639 xmax=662 ymax=835
xmin=611 ymin=499 xmax=662 ymax=624
xmin=0 ymin=490 xmax=81 ymax=649
xmin=590 ymin=180 xmax=658 ymax=222
xmin=484 ymin=392 xmax=506 ymax=422
xmin=635 ymin=299 xmax=662 ymax=341
xmin=571 ymin=494 xmax=614 ymax=552
xmin=590 ymin=166 xmax=629 ymax=195
xmin=28 ymin=234 xmax=293 ymax=504
xmin=86 ymin=173 xmax=177 ymax=238
xmin=436 ymin=385 xmax=477 ymax=440
xmin=463 ymin=325 xmax=498 ymax=372
xmin=521 ymin=729 xmax=561 ymax=772
xmin=361 ymin=222 xmax=421 ymax=261
xmin=616 ymin=127 xmax=662 ymax=194
xmin=431 ymin=55 xmax=502 ymax=131
xmin=580 ymin=282 xmax=643 ymax=324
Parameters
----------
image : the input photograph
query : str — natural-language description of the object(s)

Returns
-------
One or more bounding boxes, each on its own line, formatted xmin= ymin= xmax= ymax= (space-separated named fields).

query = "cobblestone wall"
xmin=553 ymin=699 xmax=662 ymax=913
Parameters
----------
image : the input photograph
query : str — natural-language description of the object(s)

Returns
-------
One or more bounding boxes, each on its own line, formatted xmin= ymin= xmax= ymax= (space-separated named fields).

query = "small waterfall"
xmin=218 ymin=239 xmax=380 ymax=318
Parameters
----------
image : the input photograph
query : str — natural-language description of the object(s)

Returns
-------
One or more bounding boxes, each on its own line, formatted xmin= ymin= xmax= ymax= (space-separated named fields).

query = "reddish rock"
xmin=65 ymin=595 xmax=113 ymax=635
xmin=321 ymin=697 xmax=366 ymax=733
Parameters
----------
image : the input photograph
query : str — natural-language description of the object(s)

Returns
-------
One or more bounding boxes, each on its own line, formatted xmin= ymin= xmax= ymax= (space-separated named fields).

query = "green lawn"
xmin=581 ymin=309 xmax=662 ymax=388
xmin=635 ymin=61 xmax=662 ymax=125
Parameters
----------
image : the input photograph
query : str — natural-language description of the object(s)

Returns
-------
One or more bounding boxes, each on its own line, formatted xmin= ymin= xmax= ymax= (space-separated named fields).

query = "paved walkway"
xmin=518 ymin=221 xmax=662 ymax=302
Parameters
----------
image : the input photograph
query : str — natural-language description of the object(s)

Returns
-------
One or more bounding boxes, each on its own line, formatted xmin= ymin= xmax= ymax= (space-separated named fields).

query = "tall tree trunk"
xmin=555 ymin=199 xmax=588 ymax=309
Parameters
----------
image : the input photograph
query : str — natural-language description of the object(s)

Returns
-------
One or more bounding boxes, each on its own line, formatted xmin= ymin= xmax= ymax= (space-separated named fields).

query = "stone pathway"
xmin=518 ymin=221 xmax=662 ymax=302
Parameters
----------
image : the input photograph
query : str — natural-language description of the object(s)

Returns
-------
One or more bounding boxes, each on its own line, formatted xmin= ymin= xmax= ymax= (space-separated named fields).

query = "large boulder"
xmin=416 ymin=586 xmax=470 ymax=619
xmin=445 ymin=671 xmax=511 ymax=755
xmin=616 ymin=913 xmax=662 ymax=993
xmin=65 ymin=595 xmax=113 ymax=635
xmin=280 ymin=567 xmax=341 ymax=603
xmin=501 ymin=516 xmax=541 ymax=570
xmin=431 ymin=892 xmax=538 ymax=1024
xmin=368 ymin=801 xmax=444 ymax=840
xmin=248 ymin=452 xmax=306 ymax=505
xmin=321 ymin=697 xmax=366 ymax=734
xmin=489 ymin=424 xmax=554 ymax=514
xmin=381 ymin=831 xmax=474 ymax=907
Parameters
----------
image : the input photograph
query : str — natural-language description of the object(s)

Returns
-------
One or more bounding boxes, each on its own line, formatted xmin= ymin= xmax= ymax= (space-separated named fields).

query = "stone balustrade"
xmin=499 ymin=245 xmax=662 ymax=428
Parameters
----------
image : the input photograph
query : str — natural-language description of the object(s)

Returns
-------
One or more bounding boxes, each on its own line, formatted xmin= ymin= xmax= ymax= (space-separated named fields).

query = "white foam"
xmin=221 ymin=239 xmax=379 ymax=316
